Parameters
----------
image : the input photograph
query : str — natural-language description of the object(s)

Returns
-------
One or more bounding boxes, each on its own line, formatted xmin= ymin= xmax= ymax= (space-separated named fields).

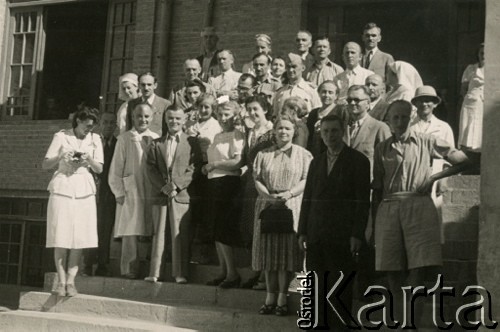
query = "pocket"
xmin=123 ymin=175 xmax=137 ymax=192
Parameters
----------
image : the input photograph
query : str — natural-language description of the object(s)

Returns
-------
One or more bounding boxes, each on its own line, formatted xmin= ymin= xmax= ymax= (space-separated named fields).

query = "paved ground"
xmin=0 ymin=284 xmax=42 ymax=310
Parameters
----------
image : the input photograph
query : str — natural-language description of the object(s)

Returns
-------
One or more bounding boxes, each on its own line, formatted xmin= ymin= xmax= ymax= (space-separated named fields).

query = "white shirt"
xmin=208 ymin=69 xmax=242 ymax=95
xmin=333 ymin=65 xmax=375 ymax=101
xmin=206 ymin=130 xmax=245 ymax=179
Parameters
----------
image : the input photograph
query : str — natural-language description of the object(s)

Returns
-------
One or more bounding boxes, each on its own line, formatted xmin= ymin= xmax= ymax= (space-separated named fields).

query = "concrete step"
xmin=0 ymin=310 xmax=192 ymax=332
xmin=19 ymin=291 xmax=299 ymax=331
xmin=0 ymin=284 xmax=43 ymax=309
xmin=44 ymin=272 xmax=302 ymax=313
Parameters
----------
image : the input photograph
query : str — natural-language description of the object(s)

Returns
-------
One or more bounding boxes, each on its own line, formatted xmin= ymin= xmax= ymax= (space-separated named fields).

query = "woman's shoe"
xmin=258 ymin=304 xmax=276 ymax=315
xmin=219 ymin=276 xmax=241 ymax=289
xmin=252 ymin=281 xmax=266 ymax=291
xmin=275 ymin=304 xmax=288 ymax=316
xmin=66 ymin=284 xmax=78 ymax=297
xmin=206 ymin=276 xmax=225 ymax=286
xmin=144 ymin=276 xmax=158 ymax=283
xmin=52 ymin=283 xmax=66 ymax=297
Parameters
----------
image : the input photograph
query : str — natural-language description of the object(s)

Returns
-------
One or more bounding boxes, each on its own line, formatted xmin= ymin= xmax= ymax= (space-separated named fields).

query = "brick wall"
xmin=0 ymin=120 xmax=70 ymax=193
xmin=163 ymin=0 xmax=303 ymax=96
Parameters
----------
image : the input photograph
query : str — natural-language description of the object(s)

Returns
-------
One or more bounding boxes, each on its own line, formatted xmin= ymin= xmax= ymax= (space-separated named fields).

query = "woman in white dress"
xmin=116 ymin=73 xmax=140 ymax=135
xmin=458 ymin=43 xmax=484 ymax=152
xmin=43 ymin=107 xmax=104 ymax=297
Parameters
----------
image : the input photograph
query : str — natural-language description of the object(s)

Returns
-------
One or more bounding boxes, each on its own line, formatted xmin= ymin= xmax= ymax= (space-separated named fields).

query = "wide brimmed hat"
xmin=411 ymin=85 xmax=441 ymax=105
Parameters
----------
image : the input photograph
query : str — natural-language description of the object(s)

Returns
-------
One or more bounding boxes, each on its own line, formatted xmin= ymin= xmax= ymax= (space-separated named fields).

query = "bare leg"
xmin=277 ymin=271 xmax=290 ymax=306
xmin=54 ymin=248 xmax=68 ymax=285
xmin=219 ymin=242 xmax=238 ymax=280
xmin=265 ymin=271 xmax=278 ymax=305
xmin=66 ymin=249 xmax=83 ymax=285
xmin=214 ymin=242 xmax=227 ymax=279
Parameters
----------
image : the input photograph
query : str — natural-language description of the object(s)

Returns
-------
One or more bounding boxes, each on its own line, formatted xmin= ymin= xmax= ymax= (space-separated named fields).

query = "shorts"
xmin=375 ymin=194 xmax=442 ymax=271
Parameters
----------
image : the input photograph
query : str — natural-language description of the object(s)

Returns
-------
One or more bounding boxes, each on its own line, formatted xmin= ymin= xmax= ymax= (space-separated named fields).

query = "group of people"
xmin=42 ymin=22 xmax=479 ymax=329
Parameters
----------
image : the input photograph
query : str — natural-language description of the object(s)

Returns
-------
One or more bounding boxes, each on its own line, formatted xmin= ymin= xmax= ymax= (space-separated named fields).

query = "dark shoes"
xmin=219 ymin=276 xmax=241 ymax=289
xmin=258 ymin=304 xmax=275 ymax=315
xmin=241 ymin=275 xmax=260 ymax=289
xmin=206 ymin=276 xmax=225 ymax=286
xmin=94 ymin=265 xmax=109 ymax=277
xmin=275 ymin=304 xmax=288 ymax=316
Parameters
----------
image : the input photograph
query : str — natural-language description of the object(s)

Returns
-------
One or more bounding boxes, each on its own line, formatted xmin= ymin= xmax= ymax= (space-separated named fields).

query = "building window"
xmin=4 ymin=9 xmax=42 ymax=119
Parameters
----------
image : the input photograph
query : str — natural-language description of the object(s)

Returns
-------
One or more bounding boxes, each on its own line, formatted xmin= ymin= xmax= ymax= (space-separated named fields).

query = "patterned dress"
xmin=252 ymin=144 xmax=312 ymax=271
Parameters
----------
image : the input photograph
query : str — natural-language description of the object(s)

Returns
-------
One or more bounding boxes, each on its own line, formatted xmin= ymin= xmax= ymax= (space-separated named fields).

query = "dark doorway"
xmin=307 ymin=0 xmax=484 ymax=136
xmin=38 ymin=2 xmax=108 ymax=119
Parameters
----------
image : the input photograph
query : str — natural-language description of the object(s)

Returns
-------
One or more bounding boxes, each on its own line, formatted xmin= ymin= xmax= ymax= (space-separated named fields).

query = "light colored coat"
xmin=109 ymin=128 xmax=159 ymax=237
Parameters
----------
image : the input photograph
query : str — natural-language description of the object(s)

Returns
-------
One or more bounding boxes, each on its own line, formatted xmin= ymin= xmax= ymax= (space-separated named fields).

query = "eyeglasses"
xmin=346 ymin=98 xmax=369 ymax=104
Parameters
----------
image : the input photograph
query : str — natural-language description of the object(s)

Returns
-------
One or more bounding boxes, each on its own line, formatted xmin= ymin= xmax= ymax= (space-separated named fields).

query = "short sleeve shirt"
xmin=206 ymin=130 xmax=245 ymax=179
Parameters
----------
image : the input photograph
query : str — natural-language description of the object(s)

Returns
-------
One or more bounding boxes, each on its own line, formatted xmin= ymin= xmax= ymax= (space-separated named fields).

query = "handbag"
xmin=259 ymin=202 xmax=294 ymax=234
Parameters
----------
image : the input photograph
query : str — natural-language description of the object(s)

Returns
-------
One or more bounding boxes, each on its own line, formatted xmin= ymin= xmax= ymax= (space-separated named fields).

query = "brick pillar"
xmin=478 ymin=0 xmax=500 ymax=324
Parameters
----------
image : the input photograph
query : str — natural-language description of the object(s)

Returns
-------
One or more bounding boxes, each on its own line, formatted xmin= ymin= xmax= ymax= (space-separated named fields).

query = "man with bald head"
xmin=169 ymin=59 xmax=214 ymax=110
xmin=272 ymin=53 xmax=321 ymax=117
xmin=365 ymin=74 xmax=390 ymax=122
xmin=208 ymin=50 xmax=242 ymax=98
xmin=333 ymin=42 xmax=374 ymax=102
xmin=305 ymin=37 xmax=344 ymax=88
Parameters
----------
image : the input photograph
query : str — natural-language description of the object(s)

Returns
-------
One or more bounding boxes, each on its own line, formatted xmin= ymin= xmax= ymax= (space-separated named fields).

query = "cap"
xmin=411 ymin=85 xmax=441 ymax=105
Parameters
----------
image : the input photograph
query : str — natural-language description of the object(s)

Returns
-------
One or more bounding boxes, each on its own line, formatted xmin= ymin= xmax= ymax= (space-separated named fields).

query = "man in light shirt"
xmin=273 ymin=53 xmax=321 ymax=117
xmin=208 ymin=50 xmax=242 ymax=99
xmin=333 ymin=42 xmax=374 ymax=102
xmin=305 ymin=37 xmax=343 ymax=88
xmin=169 ymin=59 xmax=214 ymax=110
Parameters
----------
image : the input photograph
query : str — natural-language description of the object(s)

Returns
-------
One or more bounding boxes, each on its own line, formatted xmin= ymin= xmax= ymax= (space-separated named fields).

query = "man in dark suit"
xmin=361 ymin=23 xmax=394 ymax=81
xmin=126 ymin=72 xmax=171 ymax=136
xmin=298 ymin=114 xmax=371 ymax=331
xmin=345 ymin=85 xmax=391 ymax=176
xmin=197 ymin=27 xmax=221 ymax=82
xmin=146 ymin=106 xmax=202 ymax=284
xmin=83 ymin=112 xmax=117 ymax=276
xmin=366 ymin=74 xmax=390 ymax=123
xmin=296 ymin=30 xmax=315 ymax=76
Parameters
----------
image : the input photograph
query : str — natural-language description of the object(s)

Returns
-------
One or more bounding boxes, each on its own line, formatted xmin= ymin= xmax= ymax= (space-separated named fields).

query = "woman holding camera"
xmin=42 ymin=107 xmax=103 ymax=297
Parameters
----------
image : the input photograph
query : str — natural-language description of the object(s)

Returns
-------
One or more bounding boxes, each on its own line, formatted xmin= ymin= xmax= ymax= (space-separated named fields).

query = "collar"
xmin=288 ymin=78 xmax=308 ymax=89
xmin=327 ymin=144 xmax=344 ymax=158
xmin=259 ymin=74 xmax=279 ymax=84
xmin=366 ymin=47 xmax=379 ymax=55
xmin=167 ymin=131 xmax=181 ymax=142
xmin=274 ymin=143 xmax=293 ymax=156
xmin=300 ymin=51 xmax=309 ymax=60
xmin=417 ymin=114 xmax=435 ymax=124
xmin=347 ymin=65 xmax=362 ymax=75
xmin=314 ymin=58 xmax=334 ymax=68
xmin=221 ymin=68 xmax=235 ymax=76
xmin=142 ymin=94 xmax=155 ymax=105
xmin=391 ymin=129 xmax=418 ymax=146
xmin=369 ymin=97 xmax=382 ymax=109
xmin=131 ymin=128 xmax=152 ymax=137
xmin=351 ymin=113 xmax=369 ymax=126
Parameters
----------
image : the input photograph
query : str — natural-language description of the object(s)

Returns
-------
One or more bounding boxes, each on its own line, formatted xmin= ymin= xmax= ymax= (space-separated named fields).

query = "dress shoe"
xmin=275 ymin=304 xmax=288 ymax=316
xmin=94 ymin=265 xmax=109 ymax=277
xmin=144 ymin=276 xmax=158 ymax=283
xmin=219 ymin=276 xmax=241 ymax=289
xmin=175 ymin=276 xmax=187 ymax=284
xmin=241 ymin=275 xmax=260 ymax=289
xmin=52 ymin=283 xmax=66 ymax=297
xmin=258 ymin=303 xmax=276 ymax=315
xmin=206 ymin=276 xmax=225 ymax=286
xmin=66 ymin=284 xmax=78 ymax=297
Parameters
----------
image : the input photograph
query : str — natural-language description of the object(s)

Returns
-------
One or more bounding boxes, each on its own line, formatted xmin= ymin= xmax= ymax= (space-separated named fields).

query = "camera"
xmin=73 ymin=152 xmax=83 ymax=159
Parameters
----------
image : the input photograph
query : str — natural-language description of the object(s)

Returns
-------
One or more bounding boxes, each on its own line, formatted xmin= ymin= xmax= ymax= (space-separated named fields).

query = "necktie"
xmin=220 ymin=73 xmax=227 ymax=91
xmin=365 ymin=51 xmax=373 ymax=68
xmin=166 ymin=136 xmax=174 ymax=169
xmin=350 ymin=121 xmax=360 ymax=139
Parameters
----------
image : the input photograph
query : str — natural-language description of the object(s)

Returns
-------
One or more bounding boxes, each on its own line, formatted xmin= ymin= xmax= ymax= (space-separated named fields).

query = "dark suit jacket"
xmin=364 ymin=49 xmax=394 ymax=81
xmin=302 ymin=53 xmax=315 ymax=78
xmin=126 ymin=95 xmax=171 ymax=136
xmin=146 ymin=132 xmax=202 ymax=205
xmin=345 ymin=115 xmax=391 ymax=177
xmin=298 ymin=146 xmax=370 ymax=244
xmin=197 ymin=49 xmax=222 ymax=82
xmin=368 ymin=99 xmax=390 ymax=124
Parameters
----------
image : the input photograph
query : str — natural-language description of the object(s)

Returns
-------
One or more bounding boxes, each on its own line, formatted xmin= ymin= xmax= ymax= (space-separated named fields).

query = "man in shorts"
xmin=372 ymin=100 xmax=469 ymax=326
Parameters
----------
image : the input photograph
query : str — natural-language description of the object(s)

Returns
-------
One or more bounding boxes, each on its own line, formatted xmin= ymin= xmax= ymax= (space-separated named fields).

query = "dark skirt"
xmin=206 ymin=176 xmax=242 ymax=246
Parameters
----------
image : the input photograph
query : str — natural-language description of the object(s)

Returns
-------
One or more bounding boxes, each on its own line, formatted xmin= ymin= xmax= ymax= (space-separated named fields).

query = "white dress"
xmin=108 ymin=128 xmax=159 ymax=237
xmin=45 ymin=129 xmax=104 ymax=249
xmin=458 ymin=63 xmax=484 ymax=151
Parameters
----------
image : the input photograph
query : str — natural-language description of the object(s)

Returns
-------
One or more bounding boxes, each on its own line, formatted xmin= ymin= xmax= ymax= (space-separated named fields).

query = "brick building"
xmin=0 ymin=0 xmax=485 ymax=297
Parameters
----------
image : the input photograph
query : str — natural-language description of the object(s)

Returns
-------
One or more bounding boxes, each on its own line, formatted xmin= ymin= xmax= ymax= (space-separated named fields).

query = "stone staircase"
xmin=0 ymin=271 xmax=301 ymax=331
